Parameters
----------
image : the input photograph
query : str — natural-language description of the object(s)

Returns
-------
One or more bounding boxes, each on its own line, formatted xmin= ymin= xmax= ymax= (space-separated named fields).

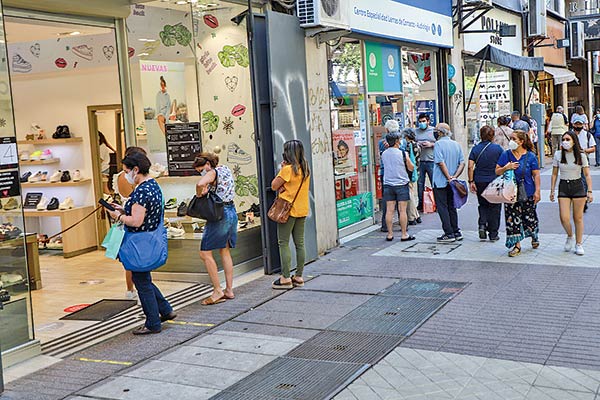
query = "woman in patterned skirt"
xmin=495 ymin=130 xmax=541 ymax=257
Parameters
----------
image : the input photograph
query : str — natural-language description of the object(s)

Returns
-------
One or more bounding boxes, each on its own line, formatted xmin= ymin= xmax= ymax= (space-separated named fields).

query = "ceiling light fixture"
xmin=176 ymin=0 xmax=187 ymax=4
xmin=69 ymin=31 xmax=81 ymax=36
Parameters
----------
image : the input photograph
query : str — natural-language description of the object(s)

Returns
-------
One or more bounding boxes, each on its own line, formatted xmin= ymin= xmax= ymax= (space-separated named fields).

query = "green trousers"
xmin=277 ymin=216 xmax=306 ymax=278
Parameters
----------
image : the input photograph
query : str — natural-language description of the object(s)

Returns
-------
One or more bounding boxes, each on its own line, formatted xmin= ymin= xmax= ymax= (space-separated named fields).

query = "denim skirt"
xmin=200 ymin=204 xmax=238 ymax=251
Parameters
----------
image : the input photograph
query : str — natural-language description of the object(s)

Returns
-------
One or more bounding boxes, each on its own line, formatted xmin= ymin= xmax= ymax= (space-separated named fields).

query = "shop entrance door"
xmin=251 ymin=11 xmax=317 ymax=274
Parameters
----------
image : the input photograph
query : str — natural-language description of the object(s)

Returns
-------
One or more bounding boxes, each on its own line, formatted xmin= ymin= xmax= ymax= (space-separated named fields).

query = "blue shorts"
xmin=383 ymin=184 xmax=410 ymax=202
xmin=200 ymin=205 xmax=238 ymax=251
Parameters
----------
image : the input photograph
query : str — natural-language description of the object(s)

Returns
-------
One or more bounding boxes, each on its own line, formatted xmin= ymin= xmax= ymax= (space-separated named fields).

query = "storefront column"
xmin=559 ymin=83 xmax=568 ymax=108
xmin=588 ymin=54 xmax=594 ymax=117
xmin=449 ymin=28 xmax=468 ymax=162
xmin=114 ymin=18 xmax=135 ymax=146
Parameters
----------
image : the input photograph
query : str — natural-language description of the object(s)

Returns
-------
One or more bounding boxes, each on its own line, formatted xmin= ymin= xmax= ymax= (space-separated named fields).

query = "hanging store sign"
xmin=365 ymin=42 xmax=402 ymax=93
xmin=463 ymin=8 xmax=522 ymax=56
xmin=568 ymin=0 xmax=600 ymax=18
xmin=349 ymin=0 xmax=453 ymax=48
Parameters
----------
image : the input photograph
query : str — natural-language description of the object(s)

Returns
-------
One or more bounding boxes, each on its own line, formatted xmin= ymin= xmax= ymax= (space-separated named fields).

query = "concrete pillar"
xmin=448 ymin=27 xmax=468 ymax=176
xmin=304 ymin=37 xmax=338 ymax=253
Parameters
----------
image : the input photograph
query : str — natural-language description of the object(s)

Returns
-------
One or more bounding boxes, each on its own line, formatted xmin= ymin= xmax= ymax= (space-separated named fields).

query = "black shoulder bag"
xmin=186 ymin=169 xmax=224 ymax=222
xmin=516 ymin=152 xmax=529 ymax=203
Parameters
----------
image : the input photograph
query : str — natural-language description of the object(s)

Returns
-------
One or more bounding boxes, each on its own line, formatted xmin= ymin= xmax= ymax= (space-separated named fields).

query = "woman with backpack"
xmin=468 ymin=126 xmax=504 ymax=241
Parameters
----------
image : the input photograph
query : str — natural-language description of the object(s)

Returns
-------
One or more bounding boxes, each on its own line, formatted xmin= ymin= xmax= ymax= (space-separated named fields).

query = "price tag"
xmin=0 ymin=137 xmax=17 ymax=169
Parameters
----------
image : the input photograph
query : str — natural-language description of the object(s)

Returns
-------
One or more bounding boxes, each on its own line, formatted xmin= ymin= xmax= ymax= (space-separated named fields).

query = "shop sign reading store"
xmin=349 ymin=0 xmax=453 ymax=48
xmin=463 ymin=8 xmax=522 ymax=55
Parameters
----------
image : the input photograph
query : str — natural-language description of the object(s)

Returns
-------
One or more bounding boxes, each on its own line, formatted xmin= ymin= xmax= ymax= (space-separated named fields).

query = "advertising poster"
xmin=332 ymin=130 xmax=357 ymax=175
xmin=140 ymin=60 xmax=188 ymax=153
xmin=416 ymin=100 xmax=437 ymax=126
xmin=365 ymin=42 xmax=402 ymax=93
xmin=336 ymin=193 xmax=373 ymax=229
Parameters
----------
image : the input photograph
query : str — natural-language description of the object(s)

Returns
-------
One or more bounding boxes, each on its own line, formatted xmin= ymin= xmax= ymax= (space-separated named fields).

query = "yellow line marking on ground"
xmin=77 ymin=357 xmax=132 ymax=366
xmin=166 ymin=320 xmax=215 ymax=327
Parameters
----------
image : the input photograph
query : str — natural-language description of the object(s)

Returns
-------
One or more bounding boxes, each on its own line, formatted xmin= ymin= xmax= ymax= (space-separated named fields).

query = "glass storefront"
xmin=464 ymin=57 xmax=514 ymax=144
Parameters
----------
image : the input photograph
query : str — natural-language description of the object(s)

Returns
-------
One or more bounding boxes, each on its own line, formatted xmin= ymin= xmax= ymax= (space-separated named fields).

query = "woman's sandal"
xmin=292 ymin=276 xmax=304 ymax=287
xmin=272 ymin=278 xmax=293 ymax=290
xmin=531 ymin=240 xmax=540 ymax=249
xmin=201 ymin=295 xmax=226 ymax=305
xmin=508 ymin=246 xmax=521 ymax=257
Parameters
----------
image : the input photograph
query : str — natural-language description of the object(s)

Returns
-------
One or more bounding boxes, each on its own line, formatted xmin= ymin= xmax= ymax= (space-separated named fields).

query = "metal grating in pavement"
xmin=286 ymin=331 xmax=404 ymax=364
xmin=327 ymin=296 xmax=447 ymax=336
xmin=380 ymin=279 xmax=469 ymax=299
xmin=209 ymin=357 xmax=368 ymax=400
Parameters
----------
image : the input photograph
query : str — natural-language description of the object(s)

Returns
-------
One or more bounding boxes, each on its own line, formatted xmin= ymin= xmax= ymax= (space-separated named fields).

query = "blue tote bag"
xmin=118 ymin=224 xmax=168 ymax=272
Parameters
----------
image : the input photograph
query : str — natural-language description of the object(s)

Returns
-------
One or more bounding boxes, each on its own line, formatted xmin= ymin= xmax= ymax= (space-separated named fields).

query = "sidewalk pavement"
xmin=4 ymin=168 xmax=600 ymax=400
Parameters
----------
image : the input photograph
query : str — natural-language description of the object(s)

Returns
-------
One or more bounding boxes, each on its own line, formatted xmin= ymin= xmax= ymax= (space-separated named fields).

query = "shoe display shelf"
xmin=21 ymin=178 xmax=91 ymax=187
xmin=17 ymin=137 xmax=83 ymax=145
xmin=0 ymin=233 xmax=41 ymax=290
xmin=20 ymin=158 xmax=60 ymax=165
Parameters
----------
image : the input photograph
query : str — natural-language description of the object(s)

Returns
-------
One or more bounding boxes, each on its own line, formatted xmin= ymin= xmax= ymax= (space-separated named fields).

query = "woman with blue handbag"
xmin=108 ymin=152 xmax=175 ymax=335
xmin=193 ymin=153 xmax=237 ymax=305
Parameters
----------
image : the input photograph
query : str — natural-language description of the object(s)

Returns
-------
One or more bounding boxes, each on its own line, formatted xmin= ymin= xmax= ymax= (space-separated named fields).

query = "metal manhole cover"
xmin=381 ymin=279 xmax=469 ymax=299
xmin=210 ymin=357 xmax=367 ymax=400
xmin=286 ymin=331 xmax=403 ymax=364
xmin=402 ymin=242 xmax=460 ymax=255
xmin=327 ymin=296 xmax=447 ymax=336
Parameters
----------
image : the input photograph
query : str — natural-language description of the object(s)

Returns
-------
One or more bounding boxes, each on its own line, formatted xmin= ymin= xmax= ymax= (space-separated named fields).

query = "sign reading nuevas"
xmin=349 ymin=0 xmax=453 ymax=48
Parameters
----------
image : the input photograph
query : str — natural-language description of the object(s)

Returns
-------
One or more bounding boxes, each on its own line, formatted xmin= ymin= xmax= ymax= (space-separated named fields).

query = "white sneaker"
xmin=28 ymin=171 xmax=43 ymax=183
xmin=575 ymin=244 xmax=585 ymax=256
xmin=36 ymin=197 xmax=49 ymax=210
xmin=126 ymin=290 xmax=138 ymax=300
xmin=72 ymin=169 xmax=82 ymax=182
xmin=59 ymin=197 xmax=74 ymax=210
xmin=564 ymin=236 xmax=574 ymax=252
xmin=49 ymin=170 xmax=62 ymax=183
xmin=167 ymin=226 xmax=185 ymax=238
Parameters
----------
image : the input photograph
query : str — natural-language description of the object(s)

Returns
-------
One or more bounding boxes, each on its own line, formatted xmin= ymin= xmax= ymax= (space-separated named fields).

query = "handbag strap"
xmin=288 ymin=169 xmax=306 ymax=206
xmin=474 ymin=142 xmax=492 ymax=167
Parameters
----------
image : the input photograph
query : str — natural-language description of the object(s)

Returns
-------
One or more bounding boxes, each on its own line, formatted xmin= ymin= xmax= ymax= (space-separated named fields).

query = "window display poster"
xmin=336 ymin=192 xmax=373 ymax=229
xmin=365 ymin=42 xmax=402 ymax=93
xmin=140 ymin=61 xmax=188 ymax=153
xmin=416 ymin=100 xmax=437 ymax=126
xmin=333 ymin=130 xmax=357 ymax=175
xmin=0 ymin=137 xmax=18 ymax=169
xmin=0 ymin=170 xmax=20 ymax=198
xmin=165 ymin=122 xmax=201 ymax=176
xmin=479 ymin=71 xmax=511 ymax=125
xmin=358 ymin=98 xmax=367 ymax=143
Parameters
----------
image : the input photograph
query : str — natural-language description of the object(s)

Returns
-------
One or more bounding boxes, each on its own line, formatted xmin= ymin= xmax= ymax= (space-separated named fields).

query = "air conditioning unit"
xmin=570 ymin=21 xmax=585 ymax=59
xmin=297 ymin=0 xmax=349 ymax=30
xmin=527 ymin=0 xmax=547 ymax=38
xmin=463 ymin=0 xmax=492 ymax=5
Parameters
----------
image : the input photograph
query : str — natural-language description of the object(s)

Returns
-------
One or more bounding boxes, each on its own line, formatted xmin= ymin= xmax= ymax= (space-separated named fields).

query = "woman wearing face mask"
xmin=592 ymin=108 xmax=600 ymax=167
xmin=550 ymin=131 xmax=593 ymax=255
xmin=108 ymin=152 xmax=175 ymax=334
xmin=193 ymin=152 xmax=237 ymax=305
xmin=495 ymin=130 xmax=541 ymax=257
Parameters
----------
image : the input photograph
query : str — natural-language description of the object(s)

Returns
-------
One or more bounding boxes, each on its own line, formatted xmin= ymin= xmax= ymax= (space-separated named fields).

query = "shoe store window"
xmin=126 ymin=1 xmax=263 ymax=279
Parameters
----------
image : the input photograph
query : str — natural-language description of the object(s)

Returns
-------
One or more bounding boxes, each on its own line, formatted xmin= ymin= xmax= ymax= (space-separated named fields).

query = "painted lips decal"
xmin=231 ymin=104 xmax=246 ymax=117
xmin=203 ymin=14 xmax=219 ymax=29
xmin=55 ymin=58 xmax=67 ymax=68
xmin=128 ymin=47 xmax=135 ymax=58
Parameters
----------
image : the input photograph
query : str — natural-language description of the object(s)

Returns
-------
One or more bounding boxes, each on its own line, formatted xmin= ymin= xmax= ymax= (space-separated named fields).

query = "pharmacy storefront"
xmin=327 ymin=0 xmax=453 ymax=235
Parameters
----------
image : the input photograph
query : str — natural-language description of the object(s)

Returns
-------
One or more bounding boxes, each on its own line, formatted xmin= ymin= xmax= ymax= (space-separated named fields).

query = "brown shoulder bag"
xmin=267 ymin=173 xmax=306 ymax=224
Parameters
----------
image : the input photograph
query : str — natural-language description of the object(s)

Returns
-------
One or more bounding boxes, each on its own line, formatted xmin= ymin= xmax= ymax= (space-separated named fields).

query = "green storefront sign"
xmin=365 ymin=41 xmax=402 ymax=93
xmin=337 ymin=193 xmax=373 ymax=229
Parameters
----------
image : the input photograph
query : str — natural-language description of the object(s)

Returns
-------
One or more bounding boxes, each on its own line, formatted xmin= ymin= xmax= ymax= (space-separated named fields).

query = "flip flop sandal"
xmin=201 ymin=295 xmax=226 ymax=306
xmin=508 ymin=246 xmax=521 ymax=257
xmin=222 ymin=293 xmax=235 ymax=300
xmin=401 ymin=236 xmax=416 ymax=242
xmin=531 ymin=240 xmax=540 ymax=249
xmin=272 ymin=278 xmax=293 ymax=290
xmin=292 ymin=276 xmax=304 ymax=287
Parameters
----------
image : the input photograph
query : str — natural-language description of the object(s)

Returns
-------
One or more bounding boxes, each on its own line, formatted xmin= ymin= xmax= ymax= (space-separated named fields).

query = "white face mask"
xmin=125 ymin=169 xmax=136 ymax=185
xmin=508 ymin=140 xmax=519 ymax=150
xmin=562 ymin=140 xmax=573 ymax=150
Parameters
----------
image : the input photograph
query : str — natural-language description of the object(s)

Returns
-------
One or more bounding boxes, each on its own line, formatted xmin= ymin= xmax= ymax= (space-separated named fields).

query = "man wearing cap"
xmin=432 ymin=123 xmax=465 ymax=243
xmin=547 ymin=106 xmax=569 ymax=154
xmin=573 ymin=114 xmax=596 ymax=207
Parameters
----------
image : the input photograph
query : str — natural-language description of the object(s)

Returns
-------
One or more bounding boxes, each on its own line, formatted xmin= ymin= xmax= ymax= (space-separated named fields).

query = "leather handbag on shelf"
xmin=268 ymin=174 xmax=305 ymax=224
xmin=186 ymin=169 xmax=224 ymax=222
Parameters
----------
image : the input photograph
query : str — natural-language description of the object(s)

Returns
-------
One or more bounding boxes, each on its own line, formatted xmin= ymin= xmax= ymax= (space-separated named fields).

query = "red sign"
xmin=64 ymin=304 xmax=90 ymax=313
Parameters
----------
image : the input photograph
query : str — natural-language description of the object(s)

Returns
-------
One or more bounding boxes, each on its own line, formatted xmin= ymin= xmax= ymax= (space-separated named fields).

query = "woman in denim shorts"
xmin=194 ymin=153 xmax=237 ymax=305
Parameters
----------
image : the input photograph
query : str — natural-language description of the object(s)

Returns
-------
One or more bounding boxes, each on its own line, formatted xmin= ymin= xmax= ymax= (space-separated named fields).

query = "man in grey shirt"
xmin=381 ymin=132 xmax=415 ymax=242
xmin=415 ymin=113 xmax=436 ymax=211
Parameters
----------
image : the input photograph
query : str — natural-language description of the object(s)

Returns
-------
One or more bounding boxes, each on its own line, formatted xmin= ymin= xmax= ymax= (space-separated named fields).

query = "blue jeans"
xmin=417 ymin=161 xmax=434 ymax=210
xmin=595 ymin=137 xmax=600 ymax=166
xmin=131 ymin=271 xmax=173 ymax=331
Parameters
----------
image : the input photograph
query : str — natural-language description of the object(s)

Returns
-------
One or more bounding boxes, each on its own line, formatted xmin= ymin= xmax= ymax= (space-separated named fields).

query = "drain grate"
xmin=402 ymin=242 xmax=460 ymax=255
xmin=209 ymin=357 xmax=367 ymax=400
xmin=327 ymin=296 xmax=447 ymax=336
xmin=286 ymin=331 xmax=404 ymax=364
xmin=381 ymin=279 xmax=469 ymax=299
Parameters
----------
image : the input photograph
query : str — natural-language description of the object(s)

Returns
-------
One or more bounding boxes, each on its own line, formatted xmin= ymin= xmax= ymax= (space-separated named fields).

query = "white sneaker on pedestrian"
xmin=575 ymin=244 xmax=585 ymax=256
xmin=126 ymin=290 xmax=137 ymax=300
xmin=564 ymin=236 xmax=574 ymax=252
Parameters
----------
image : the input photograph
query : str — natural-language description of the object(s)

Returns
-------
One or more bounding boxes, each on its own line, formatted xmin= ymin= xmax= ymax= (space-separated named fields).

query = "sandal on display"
xmin=201 ymin=295 xmax=226 ymax=306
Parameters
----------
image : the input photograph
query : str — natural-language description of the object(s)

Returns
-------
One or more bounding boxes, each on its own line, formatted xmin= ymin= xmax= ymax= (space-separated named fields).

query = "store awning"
xmin=543 ymin=66 xmax=579 ymax=85
xmin=473 ymin=45 xmax=544 ymax=71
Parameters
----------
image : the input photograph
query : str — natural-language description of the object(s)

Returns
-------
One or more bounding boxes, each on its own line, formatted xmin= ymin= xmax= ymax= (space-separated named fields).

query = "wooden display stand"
xmin=23 ymin=206 xmax=97 ymax=258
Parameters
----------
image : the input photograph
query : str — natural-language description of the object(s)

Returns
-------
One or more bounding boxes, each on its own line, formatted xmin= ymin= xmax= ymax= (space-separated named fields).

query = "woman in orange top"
xmin=271 ymin=140 xmax=311 ymax=289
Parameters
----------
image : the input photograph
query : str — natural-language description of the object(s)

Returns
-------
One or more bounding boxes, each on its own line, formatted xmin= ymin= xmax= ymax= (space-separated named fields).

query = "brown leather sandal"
xmin=201 ymin=295 xmax=226 ymax=305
